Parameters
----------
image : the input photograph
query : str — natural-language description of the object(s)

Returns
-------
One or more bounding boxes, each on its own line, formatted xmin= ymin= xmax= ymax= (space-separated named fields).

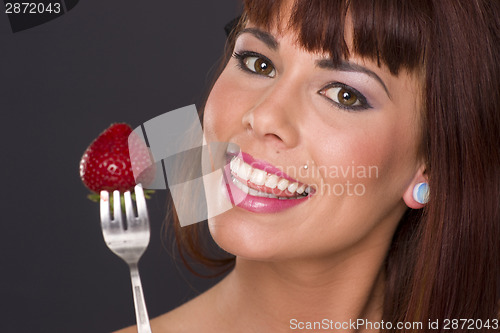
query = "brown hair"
xmin=168 ymin=0 xmax=500 ymax=331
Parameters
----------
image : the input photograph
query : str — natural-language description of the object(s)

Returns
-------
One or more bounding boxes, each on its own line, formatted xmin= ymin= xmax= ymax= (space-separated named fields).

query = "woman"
xmin=120 ymin=0 xmax=500 ymax=332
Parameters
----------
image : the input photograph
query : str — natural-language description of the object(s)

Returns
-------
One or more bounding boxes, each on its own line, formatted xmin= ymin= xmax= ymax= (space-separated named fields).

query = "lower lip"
xmin=222 ymin=163 xmax=310 ymax=214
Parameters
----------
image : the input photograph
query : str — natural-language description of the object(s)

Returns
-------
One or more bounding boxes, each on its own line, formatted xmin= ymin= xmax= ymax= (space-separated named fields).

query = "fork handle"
xmin=129 ymin=263 xmax=152 ymax=333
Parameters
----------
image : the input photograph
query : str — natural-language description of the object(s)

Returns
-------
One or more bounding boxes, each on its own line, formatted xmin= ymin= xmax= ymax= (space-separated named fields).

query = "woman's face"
xmin=203 ymin=20 xmax=424 ymax=261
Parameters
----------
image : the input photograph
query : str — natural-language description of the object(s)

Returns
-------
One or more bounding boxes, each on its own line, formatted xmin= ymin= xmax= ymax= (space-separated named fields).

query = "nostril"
xmin=265 ymin=133 xmax=283 ymax=142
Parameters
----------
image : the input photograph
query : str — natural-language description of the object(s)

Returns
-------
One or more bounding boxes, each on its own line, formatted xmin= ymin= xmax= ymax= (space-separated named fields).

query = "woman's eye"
xmin=318 ymin=84 xmax=371 ymax=110
xmin=244 ymin=57 xmax=276 ymax=77
xmin=322 ymin=86 xmax=360 ymax=107
xmin=234 ymin=52 xmax=276 ymax=78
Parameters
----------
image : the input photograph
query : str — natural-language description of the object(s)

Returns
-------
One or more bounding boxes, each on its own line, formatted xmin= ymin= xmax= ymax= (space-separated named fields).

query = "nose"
xmin=241 ymin=79 xmax=301 ymax=149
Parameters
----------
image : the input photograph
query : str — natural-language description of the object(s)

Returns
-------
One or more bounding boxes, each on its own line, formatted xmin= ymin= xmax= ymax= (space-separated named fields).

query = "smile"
xmin=229 ymin=156 xmax=311 ymax=199
xmin=222 ymin=151 xmax=314 ymax=214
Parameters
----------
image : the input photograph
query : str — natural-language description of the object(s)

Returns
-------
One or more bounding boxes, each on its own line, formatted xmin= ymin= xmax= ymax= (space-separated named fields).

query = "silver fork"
xmin=100 ymin=184 xmax=152 ymax=333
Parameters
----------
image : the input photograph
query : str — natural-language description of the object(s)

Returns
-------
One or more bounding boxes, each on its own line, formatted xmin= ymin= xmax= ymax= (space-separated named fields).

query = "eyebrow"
xmin=236 ymin=28 xmax=391 ymax=99
xmin=236 ymin=28 xmax=279 ymax=51
xmin=316 ymin=59 xmax=391 ymax=99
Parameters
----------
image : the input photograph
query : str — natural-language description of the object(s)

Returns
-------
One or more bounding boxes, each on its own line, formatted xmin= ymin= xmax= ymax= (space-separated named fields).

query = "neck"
xmin=213 ymin=241 xmax=389 ymax=333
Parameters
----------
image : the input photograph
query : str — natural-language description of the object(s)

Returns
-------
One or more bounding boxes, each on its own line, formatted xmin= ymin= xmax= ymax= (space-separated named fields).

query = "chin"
xmin=207 ymin=214 xmax=287 ymax=261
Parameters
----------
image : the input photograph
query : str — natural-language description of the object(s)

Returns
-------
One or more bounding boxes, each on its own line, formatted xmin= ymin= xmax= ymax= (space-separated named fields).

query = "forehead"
xmin=236 ymin=22 xmax=420 ymax=105
xmin=243 ymin=15 xmax=353 ymax=60
xmin=242 ymin=0 xmax=429 ymax=76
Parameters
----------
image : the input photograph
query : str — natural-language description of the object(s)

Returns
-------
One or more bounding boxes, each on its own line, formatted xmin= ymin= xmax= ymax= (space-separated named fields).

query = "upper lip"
xmin=227 ymin=151 xmax=308 ymax=186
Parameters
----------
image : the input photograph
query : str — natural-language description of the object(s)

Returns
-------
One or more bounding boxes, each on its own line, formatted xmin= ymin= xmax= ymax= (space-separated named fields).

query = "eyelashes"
xmin=233 ymin=51 xmax=276 ymax=78
xmin=318 ymin=82 xmax=372 ymax=111
xmin=232 ymin=50 xmax=372 ymax=111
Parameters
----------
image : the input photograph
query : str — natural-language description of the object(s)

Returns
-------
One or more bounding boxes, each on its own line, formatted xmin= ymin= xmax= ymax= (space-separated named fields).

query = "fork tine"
xmin=134 ymin=184 xmax=148 ymax=221
xmin=100 ymin=191 xmax=111 ymax=222
xmin=124 ymin=190 xmax=136 ymax=223
xmin=99 ymin=185 xmax=152 ymax=332
xmin=112 ymin=190 xmax=122 ymax=223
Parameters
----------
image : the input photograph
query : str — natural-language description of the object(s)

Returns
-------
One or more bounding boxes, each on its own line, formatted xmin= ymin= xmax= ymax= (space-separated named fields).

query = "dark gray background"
xmin=0 ymin=1 xmax=241 ymax=332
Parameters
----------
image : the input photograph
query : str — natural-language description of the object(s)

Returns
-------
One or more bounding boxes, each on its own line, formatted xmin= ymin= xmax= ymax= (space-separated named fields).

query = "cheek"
xmin=359 ymin=119 xmax=420 ymax=203
xmin=203 ymin=70 xmax=245 ymax=142
xmin=309 ymin=112 xmax=419 ymax=201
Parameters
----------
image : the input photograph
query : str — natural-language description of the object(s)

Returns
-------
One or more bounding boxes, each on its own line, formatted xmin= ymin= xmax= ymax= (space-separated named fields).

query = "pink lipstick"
xmin=222 ymin=152 xmax=313 ymax=214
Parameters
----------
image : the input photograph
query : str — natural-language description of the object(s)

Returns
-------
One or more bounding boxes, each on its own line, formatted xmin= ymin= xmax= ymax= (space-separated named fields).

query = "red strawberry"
xmin=79 ymin=123 xmax=155 ymax=193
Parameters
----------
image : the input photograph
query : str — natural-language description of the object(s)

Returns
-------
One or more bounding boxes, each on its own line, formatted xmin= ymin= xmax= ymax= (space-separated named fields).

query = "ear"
xmin=402 ymin=164 xmax=429 ymax=209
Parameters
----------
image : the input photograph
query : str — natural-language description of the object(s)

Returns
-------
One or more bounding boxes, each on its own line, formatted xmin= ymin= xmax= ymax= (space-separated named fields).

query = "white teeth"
xmin=237 ymin=162 xmax=253 ymax=181
xmin=229 ymin=156 xmax=310 ymax=196
xmin=230 ymin=157 xmax=240 ymax=173
xmin=231 ymin=175 xmax=278 ymax=198
xmin=264 ymin=174 xmax=279 ymax=189
xmin=287 ymin=182 xmax=298 ymax=193
xmin=250 ymin=168 xmax=267 ymax=186
xmin=248 ymin=187 xmax=260 ymax=196
xmin=277 ymin=179 xmax=289 ymax=191
xmin=232 ymin=175 xmax=249 ymax=194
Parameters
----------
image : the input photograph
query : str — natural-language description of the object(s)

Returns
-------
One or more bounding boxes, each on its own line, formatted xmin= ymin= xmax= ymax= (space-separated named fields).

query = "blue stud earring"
xmin=413 ymin=182 xmax=429 ymax=204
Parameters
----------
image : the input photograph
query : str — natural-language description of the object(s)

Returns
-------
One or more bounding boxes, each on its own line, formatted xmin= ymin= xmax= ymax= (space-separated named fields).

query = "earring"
xmin=303 ymin=164 xmax=308 ymax=170
xmin=413 ymin=182 xmax=429 ymax=204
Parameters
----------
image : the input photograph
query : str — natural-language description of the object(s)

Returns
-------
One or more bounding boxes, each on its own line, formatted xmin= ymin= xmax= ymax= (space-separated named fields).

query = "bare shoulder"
xmin=113 ymin=286 xmax=220 ymax=333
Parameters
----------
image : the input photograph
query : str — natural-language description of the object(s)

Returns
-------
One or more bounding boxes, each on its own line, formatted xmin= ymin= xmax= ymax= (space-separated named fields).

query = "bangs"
xmin=242 ymin=0 xmax=431 ymax=75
